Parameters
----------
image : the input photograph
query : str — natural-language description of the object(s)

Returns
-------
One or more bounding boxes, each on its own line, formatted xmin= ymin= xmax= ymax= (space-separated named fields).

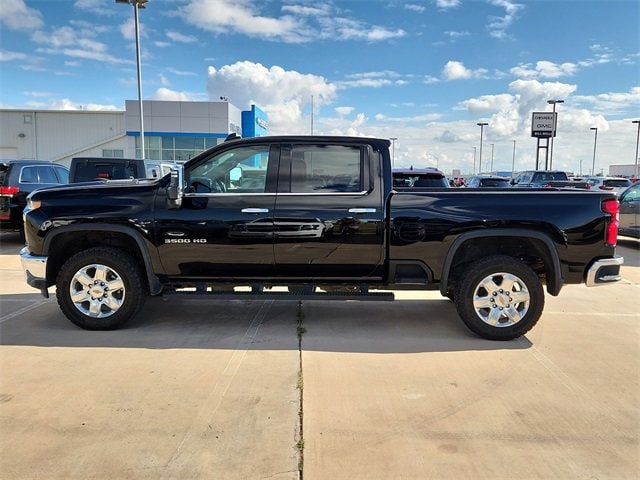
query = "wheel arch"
xmin=42 ymin=224 xmax=162 ymax=295
xmin=440 ymin=229 xmax=563 ymax=297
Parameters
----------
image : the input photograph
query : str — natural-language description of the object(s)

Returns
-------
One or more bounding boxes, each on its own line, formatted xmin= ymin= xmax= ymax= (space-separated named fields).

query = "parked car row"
xmin=1 ymin=157 xmax=175 ymax=237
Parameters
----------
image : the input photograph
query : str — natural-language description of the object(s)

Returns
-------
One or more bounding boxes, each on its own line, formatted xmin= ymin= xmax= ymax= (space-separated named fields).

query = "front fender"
xmin=42 ymin=224 xmax=163 ymax=295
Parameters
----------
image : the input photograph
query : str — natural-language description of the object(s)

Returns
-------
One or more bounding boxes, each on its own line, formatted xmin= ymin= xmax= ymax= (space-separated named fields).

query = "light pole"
xmin=477 ymin=122 xmax=488 ymax=173
xmin=590 ymin=127 xmax=598 ymax=176
xmin=511 ymin=140 xmax=516 ymax=178
xmin=473 ymin=147 xmax=477 ymax=175
xmin=633 ymin=120 xmax=640 ymax=179
xmin=390 ymin=137 xmax=398 ymax=168
xmin=547 ymin=99 xmax=564 ymax=170
xmin=116 ymin=0 xmax=149 ymax=160
xmin=490 ymin=143 xmax=495 ymax=173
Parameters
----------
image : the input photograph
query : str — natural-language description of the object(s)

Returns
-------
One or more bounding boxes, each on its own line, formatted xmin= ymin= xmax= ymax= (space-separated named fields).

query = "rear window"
xmin=480 ymin=178 xmax=510 ymax=188
xmin=20 ymin=165 xmax=59 ymax=184
xmin=73 ymin=162 xmax=139 ymax=182
xmin=394 ymin=174 xmax=448 ymax=188
xmin=532 ymin=172 xmax=569 ymax=182
xmin=604 ymin=179 xmax=632 ymax=188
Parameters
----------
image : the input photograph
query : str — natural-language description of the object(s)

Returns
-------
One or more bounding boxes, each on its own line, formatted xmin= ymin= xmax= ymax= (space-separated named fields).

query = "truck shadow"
xmin=0 ymin=293 xmax=532 ymax=353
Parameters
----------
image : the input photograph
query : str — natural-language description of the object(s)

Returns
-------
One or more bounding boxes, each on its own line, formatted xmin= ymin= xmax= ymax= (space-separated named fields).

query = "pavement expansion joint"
xmin=296 ymin=300 xmax=306 ymax=479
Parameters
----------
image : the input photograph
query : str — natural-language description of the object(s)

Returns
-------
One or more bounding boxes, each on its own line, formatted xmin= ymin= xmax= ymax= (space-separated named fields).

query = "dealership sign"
xmin=531 ymin=112 xmax=557 ymax=138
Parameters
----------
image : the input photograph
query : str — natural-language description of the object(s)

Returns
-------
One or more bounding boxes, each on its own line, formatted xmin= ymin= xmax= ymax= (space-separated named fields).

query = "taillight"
xmin=602 ymin=198 xmax=619 ymax=246
xmin=0 ymin=186 xmax=19 ymax=195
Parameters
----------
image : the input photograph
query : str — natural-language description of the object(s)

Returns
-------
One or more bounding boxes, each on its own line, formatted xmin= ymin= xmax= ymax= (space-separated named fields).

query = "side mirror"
xmin=167 ymin=164 xmax=184 ymax=208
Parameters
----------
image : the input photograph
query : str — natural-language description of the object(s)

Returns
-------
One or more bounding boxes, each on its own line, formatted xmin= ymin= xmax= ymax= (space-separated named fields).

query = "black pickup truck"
xmin=20 ymin=136 xmax=623 ymax=340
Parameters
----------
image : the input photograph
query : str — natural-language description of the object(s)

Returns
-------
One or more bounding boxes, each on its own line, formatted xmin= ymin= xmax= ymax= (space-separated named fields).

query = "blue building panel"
xmin=242 ymin=105 xmax=268 ymax=138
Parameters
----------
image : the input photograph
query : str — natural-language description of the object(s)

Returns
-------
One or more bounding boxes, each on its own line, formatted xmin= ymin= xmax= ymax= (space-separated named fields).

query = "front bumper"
xmin=586 ymin=256 xmax=624 ymax=287
xmin=20 ymin=247 xmax=49 ymax=297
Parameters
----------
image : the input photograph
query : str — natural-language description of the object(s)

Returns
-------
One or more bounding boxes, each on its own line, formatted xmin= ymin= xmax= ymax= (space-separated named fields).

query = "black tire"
xmin=454 ymin=255 xmax=544 ymax=341
xmin=56 ymin=247 xmax=146 ymax=330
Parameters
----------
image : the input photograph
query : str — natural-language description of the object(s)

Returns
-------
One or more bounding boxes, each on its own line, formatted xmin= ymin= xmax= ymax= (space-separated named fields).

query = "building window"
xmin=102 ymin=149 xmax=124 ymax=158
xmin=135 ymin=135 xmax=222 ymax=162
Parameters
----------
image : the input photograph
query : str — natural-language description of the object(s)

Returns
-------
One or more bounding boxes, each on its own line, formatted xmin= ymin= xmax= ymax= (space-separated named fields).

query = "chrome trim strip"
xmin=183 ymin=191 xmax=369 ymax=197
xmin=241 ymin=208 xmax=269 ymax=214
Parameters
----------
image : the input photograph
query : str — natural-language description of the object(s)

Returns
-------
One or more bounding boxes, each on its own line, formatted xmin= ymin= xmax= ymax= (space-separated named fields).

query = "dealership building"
xmin=0 ymin=100 xmax=268 ymax=166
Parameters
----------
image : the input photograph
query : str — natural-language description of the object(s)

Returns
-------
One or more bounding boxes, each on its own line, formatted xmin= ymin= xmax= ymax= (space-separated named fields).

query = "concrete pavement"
xmin=1 ymin=231 xmax=639 ymax=479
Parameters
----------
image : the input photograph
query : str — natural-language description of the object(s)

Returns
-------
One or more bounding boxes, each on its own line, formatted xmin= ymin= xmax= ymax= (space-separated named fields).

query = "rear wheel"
xmin=454 ymin=255 xmax=544 ymax=340
xmin=56 ymin=247 xmax=146 ymax=330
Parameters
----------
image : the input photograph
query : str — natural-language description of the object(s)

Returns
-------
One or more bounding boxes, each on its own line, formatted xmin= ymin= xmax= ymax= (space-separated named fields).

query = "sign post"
xmin=531 ymin=112 xmax=557 ymax=170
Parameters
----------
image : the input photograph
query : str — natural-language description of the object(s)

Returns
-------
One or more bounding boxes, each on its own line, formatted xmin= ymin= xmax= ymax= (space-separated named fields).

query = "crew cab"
xmin=20 ymin=136 xmax=623 ymax=340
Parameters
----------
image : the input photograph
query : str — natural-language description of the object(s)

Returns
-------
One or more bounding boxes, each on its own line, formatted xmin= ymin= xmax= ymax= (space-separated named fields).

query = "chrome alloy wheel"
xmin=69 ymin=263 xmax=126 ymax=318
xmin=472 ymin=272 xmax=530 ymax=327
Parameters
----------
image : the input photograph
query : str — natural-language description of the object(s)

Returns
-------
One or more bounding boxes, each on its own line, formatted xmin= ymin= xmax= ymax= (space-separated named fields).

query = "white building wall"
xmin=2 ymin=100 xmax=241 ymax=165
xmin=0 ymin=109 xmax=126 ymax=165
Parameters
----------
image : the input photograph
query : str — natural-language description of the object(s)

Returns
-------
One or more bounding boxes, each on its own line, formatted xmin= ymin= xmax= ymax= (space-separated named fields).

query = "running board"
xmin=162 ymin=284 xmax=395 ymax=301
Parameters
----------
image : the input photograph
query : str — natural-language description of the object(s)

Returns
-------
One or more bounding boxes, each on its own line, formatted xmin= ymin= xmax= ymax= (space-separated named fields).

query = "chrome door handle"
xmin=241 ymin=208 xmax=269 ymax=214
xmin=348 ymin=208 xmax=376 ymax=214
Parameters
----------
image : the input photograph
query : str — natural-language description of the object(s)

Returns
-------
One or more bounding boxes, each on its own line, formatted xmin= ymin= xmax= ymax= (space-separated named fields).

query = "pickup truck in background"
xmin=69 ymin=157 xmax=174 ymax=182
xmin=511 ymin=170 xmax=591 ymax=189
xmin=20 ymin=136 xmax=623 ymax=340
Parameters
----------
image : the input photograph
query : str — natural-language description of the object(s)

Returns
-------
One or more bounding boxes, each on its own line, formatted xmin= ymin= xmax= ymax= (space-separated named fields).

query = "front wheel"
xmin=454 ymin=255 xmax=544 ymax=341
xmin=56 ymin=247 xmax=146 ymax=330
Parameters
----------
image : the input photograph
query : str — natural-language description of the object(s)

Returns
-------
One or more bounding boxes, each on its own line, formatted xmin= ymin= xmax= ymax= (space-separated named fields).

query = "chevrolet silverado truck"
xmin=20 ymin=136 xmax=623 ymax=340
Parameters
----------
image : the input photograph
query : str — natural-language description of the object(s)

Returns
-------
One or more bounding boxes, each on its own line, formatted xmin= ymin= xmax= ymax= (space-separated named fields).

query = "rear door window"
xmin=288 ymin=145 xmax=362 ymax=193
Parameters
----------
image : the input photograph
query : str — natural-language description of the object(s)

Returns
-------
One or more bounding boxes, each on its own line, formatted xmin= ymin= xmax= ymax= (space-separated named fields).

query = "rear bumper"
xmin=586 ymin=256 xmax=624 ymax=287
xmin=20 ymin=247 xmax=49 ymax=297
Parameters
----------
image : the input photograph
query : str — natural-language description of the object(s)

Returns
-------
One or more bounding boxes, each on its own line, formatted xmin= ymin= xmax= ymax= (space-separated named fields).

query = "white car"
xmin=586 ymin=176 xmax=633 ymax=195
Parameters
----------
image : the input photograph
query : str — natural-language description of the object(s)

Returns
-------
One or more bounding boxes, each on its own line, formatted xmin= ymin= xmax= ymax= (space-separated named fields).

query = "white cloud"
xmin=405 ymin=4 xmax=426 ymax=13
xmin=166 ymin=31 xmax=197 ymax=43
xmin=435 ymin=0 xmax=460 ymax=9
xmin=207 ymin=61 xmax=338 ymax=134
xmin=74 ymin=0 xmax=116 ymax=16
xmin=151 ymin=88 xmax=196 ymax=102
xmin=26 ymin=98 xmax=120 ymax=111
xmin=374 ymin=113 xmax=441 ymax=123
xmin=511 ymin=61 xmax=578 ymax=79
xmin=0 ymin=0 xmax=43 ymax=30
xmin=179 ymin=0 xmax=404 ymax=43
xmin=32 ymin=26 xmax=130 ymax=65
xmin=0 ymin=50 xmax=28 ymax=61
xmin=444 ymin=30 xmax=470 ymax=39
xmin=167 ymin=67 xmax=197 ymax=76
xmin=335 ymin=106 xmax=355 ymax=116
xmin=337 ymin=71 xmax=408 ymax=88
xmin=487 ymin=0 xmax=524 ymax=39
xmin=442 ymin=61 xmax=488 ymax=80
xmin=573 ymin=87 xmax=640 ymax=116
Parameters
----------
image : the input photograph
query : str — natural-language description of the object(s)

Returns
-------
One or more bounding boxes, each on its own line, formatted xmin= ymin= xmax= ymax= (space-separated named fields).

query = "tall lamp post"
xmin=390 ymin=137 xmax=398 ymax=168
xmin=116 ymin=0 xmax=149 ymax=160
xmin=473 ymin=147 xmax=477 ymax=175
xmin=632 ymin=120 xmax=640 ymax=179
xmin=547 ymin=99 xmax=564 ymax=170
xmin=490 ymin=143 xmax=495 ymax=173
xmin=590 ymin=127 xmax=598 ymax=176
xmin=477 ymin=122 xmax=488 ymax=173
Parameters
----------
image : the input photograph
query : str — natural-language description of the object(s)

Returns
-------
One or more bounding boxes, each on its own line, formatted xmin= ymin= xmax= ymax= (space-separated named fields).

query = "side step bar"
xmin=162 ymin=283 xmax=395 ymax=301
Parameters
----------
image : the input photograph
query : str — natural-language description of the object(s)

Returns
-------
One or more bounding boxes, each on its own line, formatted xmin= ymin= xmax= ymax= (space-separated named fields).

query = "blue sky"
xmin=1 ymin=0 xmax=639 ymax=175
